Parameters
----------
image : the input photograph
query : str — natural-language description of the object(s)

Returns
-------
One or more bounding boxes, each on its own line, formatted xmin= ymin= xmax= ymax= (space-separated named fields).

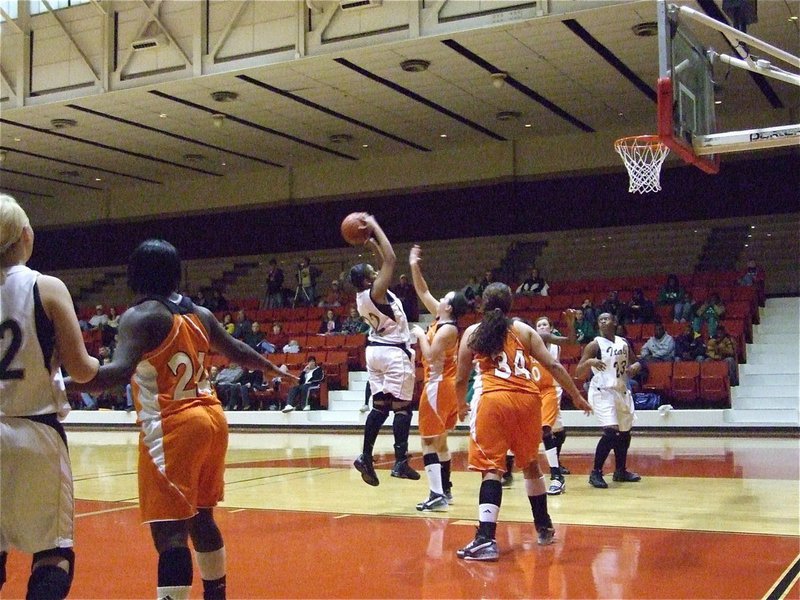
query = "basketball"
xmin=341 ymin=212 xmax=370 ymax=245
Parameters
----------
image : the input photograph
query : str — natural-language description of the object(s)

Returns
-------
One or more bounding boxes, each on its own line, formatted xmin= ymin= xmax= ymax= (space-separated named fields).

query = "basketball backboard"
xmin=655 ymin=0 xmax=799 ymax=175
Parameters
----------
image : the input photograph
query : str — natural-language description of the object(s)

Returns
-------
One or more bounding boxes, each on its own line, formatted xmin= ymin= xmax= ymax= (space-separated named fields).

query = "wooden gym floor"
xmin=3 ymin=430 xmax=798 ymax=599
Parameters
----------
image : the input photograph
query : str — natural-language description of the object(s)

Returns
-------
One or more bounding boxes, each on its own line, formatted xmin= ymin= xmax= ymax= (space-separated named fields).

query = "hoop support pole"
xmin=694 ymin=124 xmax=800 ymax=155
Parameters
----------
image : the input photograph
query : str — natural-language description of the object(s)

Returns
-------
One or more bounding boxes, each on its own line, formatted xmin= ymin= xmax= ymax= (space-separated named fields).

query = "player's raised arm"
xmin=409 ymin=245 xmax=439 ymax=315
xmin=362 ymin=215 xmax=395 ymax=303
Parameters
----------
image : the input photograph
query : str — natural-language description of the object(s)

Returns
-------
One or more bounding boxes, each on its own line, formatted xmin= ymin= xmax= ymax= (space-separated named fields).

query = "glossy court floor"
xmin=3 ymin=430 xmax=799 ymax=599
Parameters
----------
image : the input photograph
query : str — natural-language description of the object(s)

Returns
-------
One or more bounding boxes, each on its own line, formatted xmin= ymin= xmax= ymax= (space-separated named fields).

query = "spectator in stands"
xmin=271 ymin=322 xmax=284 ymax=337
xmin=705 ymin=325 xmax=739 ymax=386
xmin=243 ymin=321 xmax=264 ymax=349
xmin=462 ymin=276 xmax=481 ymax=310
xmin=89 ymin=304 xmax=109 ymax=329
xmin=516 ymin=267 xmax=549 ymax=296
xmin=232 ymin=309 xmax=252 ymax=340
xmin=211 ymin=288 xmax=228 ymax=313
xmin=318 ymin=279 xmax=346 ymax=307
xmin=319 ymin=308 xmax=342 ymax=335
xmin=600 ymin=291 xmax=624 ymax=323
xmin=476 ymin=270 xmax=495 ymax=297
xmin=738 ymin=259 xmax=763 ymax=287
xmin=342 ymin=305 xmax=369 ymax=335
xmin=294 ymin=256 xmax=320 ymax=307
xmin=658 ymin=274 xmax=692 ymax=322
xmin=693 ymin=292 xmax=725 ymax=337
xmin=675 ymin=322 xmax=706 ymax=362
xmin=263 ymin=258 xmax=285 ymax=309
xmin=626 ymin=288 xmax=655 ymax=324
xmin=215 ymin=362 xmax=248 ymax=410
xmin=192 ymin=289 xmax=210 ymax=310
xmin=106 ymin=306 xmax=120 ymax=331
xmin=283 ymin=339 xmax=300 ymax=354
xmin=281 ymin=356 xmax=325 ymax=412
xmin=581 ymin=298 xmax=598 ymax=327
xmin=392 ymin=274 xmax=419 ymax=322
xmin=639 ymin=322 xmax=675 ymax=363
xmin=573 ymin=308 xmax=597 ymax=344
xmin=221 ymin=313 xmax=236 ymax=335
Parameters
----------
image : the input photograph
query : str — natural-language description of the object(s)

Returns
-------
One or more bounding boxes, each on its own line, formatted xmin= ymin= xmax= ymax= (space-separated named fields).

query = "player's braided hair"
xmin=468 ymin=283 xmax=512 ymax=357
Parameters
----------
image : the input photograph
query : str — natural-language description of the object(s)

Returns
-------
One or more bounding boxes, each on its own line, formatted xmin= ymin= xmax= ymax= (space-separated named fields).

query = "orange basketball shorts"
xmin=418 ymin=378 xmax=457 ymax=438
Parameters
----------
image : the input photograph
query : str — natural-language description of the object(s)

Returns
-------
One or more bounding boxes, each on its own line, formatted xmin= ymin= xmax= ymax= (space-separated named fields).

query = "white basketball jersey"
xmin=0 ymin=265 xmax=69 ymax=418
xmin=356 ymin=288 xmax=411 ymax=345
xmin=590 ymin=335 xmax=630 ymax=394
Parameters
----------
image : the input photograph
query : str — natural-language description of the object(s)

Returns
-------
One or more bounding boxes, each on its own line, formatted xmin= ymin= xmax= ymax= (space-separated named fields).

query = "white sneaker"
xmin=547 ymin=478 xmax=565 ymax=495
xmin=359 ymin=405 xmax=370 ymax=413
xmin=302 ymin=405 xmax=311 ymax=411
xmin=281 ymin=405 xmax=294 ymax=413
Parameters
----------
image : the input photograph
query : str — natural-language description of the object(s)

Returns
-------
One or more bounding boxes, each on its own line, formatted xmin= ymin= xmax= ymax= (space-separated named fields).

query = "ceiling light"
xmin=212 ymin=113 xmax=225 ymax=128
xmin=789 ymin=15 xmax=798 ymax=21
xmin=400 ymin=59 xmax=430 ymax=73
xmin=329 ymin=133 xmax=353 ymax=144
xmin=50 ymin=118 xmax=77 ymax=129
xmin=183 ymin=153 xmax=205 ymax=162
xmin=159 ymin=113 xmax=167 ymax=118
xmin=95 ymin=177 xmax=102 ymax=181
xmin=491 ymin=72 xmax=507 ymax=89
xmin=496 ymin=110 xmax=521 ymax=121
xmin=362 ymin=144 xmax=369 ymax=148
xmin=211 ymin=90 xmax=238 ymax=103
xmin=439 ymin=134 xmax=447 ymax=138
xmin=631 ymin=22 xmax=658 ymax=37
xmin=715 ymin=100 xmax=722 ymax=105
xmin=524 ymin=123 xmax=532 ymax=128
xmin=221 ymin=162 xmax=227 ymax=166
xmin=13 ymin=137 xmax=21 ymax=142
xmin=0 ymin=150 xmax=6 ymax=163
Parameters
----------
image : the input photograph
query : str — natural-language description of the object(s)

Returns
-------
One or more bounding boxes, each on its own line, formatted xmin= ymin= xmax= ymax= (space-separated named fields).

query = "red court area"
xmin=3 ymin=500 xmax=798 ymax=599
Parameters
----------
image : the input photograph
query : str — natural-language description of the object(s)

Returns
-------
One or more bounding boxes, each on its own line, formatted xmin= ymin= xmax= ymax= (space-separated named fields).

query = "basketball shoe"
xmin=456 ymin=533 xmax=499 ymax=562
xmin=416 ymin=492 xmax=448 ymax=512
xmin=354 ymin=454 xmax=379 ymax=486
xmin=613 ymin=469 xmax=642 ymax=482
xmin=390 ymin=459 xmax=420 ymax=480
xmin=589 ymin=469 xmax=608 ymax=489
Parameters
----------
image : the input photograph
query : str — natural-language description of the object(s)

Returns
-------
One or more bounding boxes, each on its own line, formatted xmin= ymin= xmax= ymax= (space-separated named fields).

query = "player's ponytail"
xmin=468 ymin=283 xmax=512 ymax=357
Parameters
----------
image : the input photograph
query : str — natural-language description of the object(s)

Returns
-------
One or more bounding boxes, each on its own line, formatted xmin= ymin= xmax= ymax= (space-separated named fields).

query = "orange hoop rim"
xmin=614 ymin=134 xmax=665 ymax=150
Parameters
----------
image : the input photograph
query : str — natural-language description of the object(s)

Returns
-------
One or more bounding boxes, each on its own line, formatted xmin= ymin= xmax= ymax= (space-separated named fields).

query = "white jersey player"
xmin=349 ymin=213 xmax=419 ymax=487
xmin=576 ymin=312 xmax=642 ymax=489
xmin=0 ymin=194 xmax=99 ymax=598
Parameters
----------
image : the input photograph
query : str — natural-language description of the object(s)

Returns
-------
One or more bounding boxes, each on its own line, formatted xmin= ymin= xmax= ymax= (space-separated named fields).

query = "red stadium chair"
xmin=700 ymin=361 xmax=730 ymax=405
xmin=559 ymin=344 xmax=583 ymax=365
xmin=643 ymin=361 xmax=673 ymax=394
xmin=671 ymin=361 xmax=700 ymax=403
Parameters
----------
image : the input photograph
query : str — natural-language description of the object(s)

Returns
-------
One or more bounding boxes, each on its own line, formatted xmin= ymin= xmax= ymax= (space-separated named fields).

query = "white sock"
xmin=195 ymin=547 xmax=226 ymax=582
xmin=478 ymin=503 xmax=500 ymax=524
xmin=425 ymin=463 xmax=444 ymax=495
xmin=545 ymin=447 xmax=560 ymax=469
xmin=157 ymin=586 xmax=191 ymax=600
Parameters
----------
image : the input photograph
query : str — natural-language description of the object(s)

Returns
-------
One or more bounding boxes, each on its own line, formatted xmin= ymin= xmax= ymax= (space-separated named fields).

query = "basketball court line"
xmin=763 ymin=554 xmax=800 ymax=600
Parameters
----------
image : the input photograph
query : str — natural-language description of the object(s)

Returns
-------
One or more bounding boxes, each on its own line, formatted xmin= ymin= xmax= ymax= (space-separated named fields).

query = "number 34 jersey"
xmin=131 ymin=304 xmax=219 ymax=421
xmin=0 ymin=265 xmax=67 ymax=418
xmin=590 ymin=335 xmax=631 ymax=394
xmin=473 ymin=330 xmax=540 ymax=397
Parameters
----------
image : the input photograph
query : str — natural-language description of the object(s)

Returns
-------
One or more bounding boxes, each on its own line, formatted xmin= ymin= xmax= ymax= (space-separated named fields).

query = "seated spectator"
xmin=705 ymin=325 xmax=739 ymax=386
xmin=659 ymin=274 xmax=692 ymax=322
xmin=626 ymin=288 xmax=655 ymax=324
xmin=89 ymin=304 xmax=109 ymax=330
xmin=476 ymin=270 xmax=495 ymax=297
xmin=319 ymin=309 xmax=342 ymax=334
xmin=211 ymin=288 xmax=229 ymax=312
xmin=214 ymin=362 xmax=249 ymax=410
xmin=738 ymin=259 xmax=764 ymax=287
xmin=281 ymin=357 xmax=325 ymax=412
xmin=391 ymin=274 xmax=419 ymax=322
xmin=80 ymin=346 xmax=117 ymax=409
xmin=580 ymin=298 xmax=598 ymax=327
xmin=342 ymin=306 xmax=369 ymax=335
xmin=283 ymin=339 xmax=300 ymax=354
xmin=573 ymin=308 xmax=597 ymax=344
xmin=243 ymin=321 xmax=265 ymax=350
xmin=106 ymin=306 xmax=120 ymax=331
xmin=639 ymin=322 xmax=675 ymax=363
xmin=693 ymin=292 xmax=725 ymax=337
xmin=221 ymin=312 xmax=236 ymax=335
xmin=318 ymin=279 xmax=346 ymax=307
xmin=516 ymin=267 xmax=548 ymax=296
xmin=601 ymin=291 xmax=624 ymax=323
xmin=193 ymin=289 xmax=211 ymax=310
xmin=232 ymin=309 xmax=253 ymax=340
xmin=675 ymin=323 xmax=706 ymax=361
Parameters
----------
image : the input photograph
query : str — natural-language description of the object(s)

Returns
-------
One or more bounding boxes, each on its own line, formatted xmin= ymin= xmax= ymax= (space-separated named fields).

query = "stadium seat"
xmin=559 ymin=344 xmax=583 ymax=365
xmin=671 ymin=361 xmax=700 ymax=403
xmin=643 ymin=361 xmax=673 ymax=394
xmin=700 ymin=361 xmax=730 ymax=405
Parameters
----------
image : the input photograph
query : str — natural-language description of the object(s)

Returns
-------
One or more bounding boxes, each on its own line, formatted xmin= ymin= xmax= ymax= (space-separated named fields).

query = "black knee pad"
xmin=542 ymin=430 xmax=557 ymax=450
xmin=27 ymin=549 xmax=75 ymax=600
xmin=371 ymin=392 xmax=392 ymax=412
xmin=393 ymin=405 xmax=413 ymax=419
xmin=553 ymin=429 xmax=567 ymax=447
xmin=479 ymin=479 xmax=503 ymax=508
xmin=158 ymin=546 xmax=193 ymax=587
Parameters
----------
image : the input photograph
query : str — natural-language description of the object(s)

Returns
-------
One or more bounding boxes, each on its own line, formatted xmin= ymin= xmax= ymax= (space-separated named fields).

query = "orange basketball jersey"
xmin=422 ymin=319 xmax=458 ymax=383
xmin=419 ymin=319 xmax=459 ymax=437
xmin=472 ymin=329 xmax=540 ymax=397
xmin=131 ymin=311 xmax=219 ymax=419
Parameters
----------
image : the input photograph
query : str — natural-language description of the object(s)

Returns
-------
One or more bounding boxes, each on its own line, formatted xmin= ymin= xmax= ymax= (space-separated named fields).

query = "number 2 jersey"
xmin=130 ymin=295 xmax=219 ymax=421
xmin=0 ymin=265 xmax=67 ymax=418
xmin=590 ymin=335 xmax=631 ymax=394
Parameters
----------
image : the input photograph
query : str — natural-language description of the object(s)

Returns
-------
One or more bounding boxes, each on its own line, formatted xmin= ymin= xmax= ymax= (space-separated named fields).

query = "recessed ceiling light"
xmin=362 ymin=144 xmax=369 ymax=148
xmin=400 ymin=59 xmax=430 ymax=73
xmin=789 ymin=15 xmax=798 ymax=21
xmin=221 ymin=162 xmax=227 ymax=166
xmin=439 ymin=134 xmax=447 ymax=138
xmin=631 ymin=22 xmax=658 ymax=37
xmin=50 ymin=118 xmax=77 ymax=129
xmin=159 ymin=113 xmax=167 ymax=118
xmin=95 ymin=177 xmax=102 ymax=181
xmin=714 ymin=100 xmax=722 ymax=105
xmin=13 ymin=137 xmax=21 ymax=142
xmin=524 ymin=123 xmax=532 ymax=128
xmin=211 ymin=91 xmax=238 ymax=102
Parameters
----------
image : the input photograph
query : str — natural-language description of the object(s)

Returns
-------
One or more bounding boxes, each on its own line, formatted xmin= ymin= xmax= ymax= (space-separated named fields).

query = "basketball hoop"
xmin=614 ymin=135 xmax=670 ymax=194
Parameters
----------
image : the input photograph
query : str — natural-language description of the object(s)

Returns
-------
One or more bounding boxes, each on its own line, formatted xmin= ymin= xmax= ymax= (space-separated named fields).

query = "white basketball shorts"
xmin=365 ymin=345 xmax=415 ymax=402
xmin=588 ymin=387 xmax=635 ymax=431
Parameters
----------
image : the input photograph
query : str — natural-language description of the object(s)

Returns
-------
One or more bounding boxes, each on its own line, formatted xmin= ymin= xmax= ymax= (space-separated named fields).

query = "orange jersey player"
xmin=454 ymin=283 xmax=590 ymax=562
xmin=66 ymin=239 xmax=295 ymax=600
xmin=408 ymin=244 xmax=469 ymax=511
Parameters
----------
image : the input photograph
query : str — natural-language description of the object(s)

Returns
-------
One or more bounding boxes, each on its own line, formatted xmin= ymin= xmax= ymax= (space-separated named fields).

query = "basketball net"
xmin=614 ymin=135 xmax=670 ymax=193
